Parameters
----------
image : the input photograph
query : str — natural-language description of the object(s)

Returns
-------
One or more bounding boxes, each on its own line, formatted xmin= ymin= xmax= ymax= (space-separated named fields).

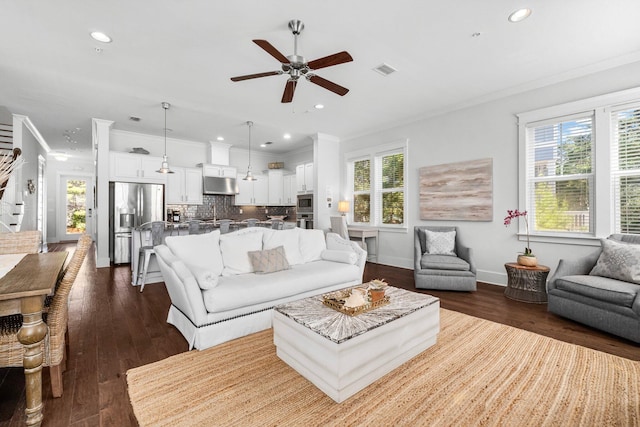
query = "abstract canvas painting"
xmin=419 ymin=158 xmax=493 ymax=221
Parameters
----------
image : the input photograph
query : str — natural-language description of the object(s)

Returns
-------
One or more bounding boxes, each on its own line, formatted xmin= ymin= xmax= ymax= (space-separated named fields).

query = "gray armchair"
xmin=547 ymin=234 xmax=640 ymax=343
xmin=414 ymin=226 xmax=476 ymax=291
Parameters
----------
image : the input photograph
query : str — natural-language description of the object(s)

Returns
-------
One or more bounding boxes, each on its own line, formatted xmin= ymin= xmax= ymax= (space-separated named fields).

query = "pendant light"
xmin=157 ymin=101 xmax=174 ymax=174
xmin=243 ymin=120 xmax=257 ymax=181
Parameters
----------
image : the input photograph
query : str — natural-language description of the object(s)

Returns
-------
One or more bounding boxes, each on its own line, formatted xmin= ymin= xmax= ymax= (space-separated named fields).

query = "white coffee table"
xmin=273 ymin=286 xmax=440 ymax=403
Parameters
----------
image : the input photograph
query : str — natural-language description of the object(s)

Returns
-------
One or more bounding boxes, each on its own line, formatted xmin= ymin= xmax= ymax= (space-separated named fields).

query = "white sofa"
xmin=155 ymin=227 xmax=367 ymax=350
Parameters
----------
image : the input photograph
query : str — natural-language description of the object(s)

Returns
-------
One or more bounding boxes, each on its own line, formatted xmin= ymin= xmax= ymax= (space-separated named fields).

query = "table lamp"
xmin=338 ymin=200 xmax=350 ymax=216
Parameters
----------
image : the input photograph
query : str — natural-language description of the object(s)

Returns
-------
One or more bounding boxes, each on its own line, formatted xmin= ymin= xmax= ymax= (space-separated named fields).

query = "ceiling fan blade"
xmin=308 ymin=51 xmax=353 ymax=70
xmin=253 ymin=39 xmax=290 ymax=64
xmin=308 ymin=75 xmax=349 ymax=96
xmin=281 ymin=79 xmax=297 ymax=103
xmin=230 ymin=71 xmax=281 ymax=82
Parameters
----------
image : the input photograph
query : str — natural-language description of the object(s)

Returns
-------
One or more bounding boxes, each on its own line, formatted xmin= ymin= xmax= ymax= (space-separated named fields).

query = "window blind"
xmin=526 ymin=114 xmax=593 ymax=233
xmin=611 ymin=105 xmax=640 ymax=234
xmin=375 ymin=152 xmax=404 ymax=225
xmin=353 ymin=158 xmax=371 ymax=223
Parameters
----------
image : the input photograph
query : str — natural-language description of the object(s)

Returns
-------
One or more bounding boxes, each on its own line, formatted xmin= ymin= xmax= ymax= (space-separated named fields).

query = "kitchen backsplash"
xmin=167 ymin=195 xmax=293 ymax=221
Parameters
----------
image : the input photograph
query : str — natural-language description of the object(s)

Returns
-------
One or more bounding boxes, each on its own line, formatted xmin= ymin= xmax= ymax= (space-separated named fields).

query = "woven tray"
xmin=322 ymin=288 xmax=390 ymax=316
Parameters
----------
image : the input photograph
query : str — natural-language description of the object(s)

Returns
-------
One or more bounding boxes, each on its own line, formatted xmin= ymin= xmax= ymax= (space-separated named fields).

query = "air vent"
xmin=373 ymin=63 xmax=397 ymax=76
xmin=129 ymin=116 xmax=141 ymax=122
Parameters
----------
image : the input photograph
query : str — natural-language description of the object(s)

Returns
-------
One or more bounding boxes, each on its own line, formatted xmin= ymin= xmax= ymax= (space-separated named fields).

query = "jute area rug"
xmin=127 ymin=309 xmax=640 ymax=426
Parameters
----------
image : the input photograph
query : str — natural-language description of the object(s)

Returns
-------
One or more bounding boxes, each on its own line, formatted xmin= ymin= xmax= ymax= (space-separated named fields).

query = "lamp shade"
xmin=338 ymin=200 xmax=350 ymax=215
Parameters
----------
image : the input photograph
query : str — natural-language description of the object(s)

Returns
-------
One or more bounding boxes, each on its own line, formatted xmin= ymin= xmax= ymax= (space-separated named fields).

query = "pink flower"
xmin=504 ymin=209 xmax=532 ymax=255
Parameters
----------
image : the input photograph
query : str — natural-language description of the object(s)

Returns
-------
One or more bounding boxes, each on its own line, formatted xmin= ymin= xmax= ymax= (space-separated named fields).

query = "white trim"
xmin=12 ymin=114 xmax=51 ymax=153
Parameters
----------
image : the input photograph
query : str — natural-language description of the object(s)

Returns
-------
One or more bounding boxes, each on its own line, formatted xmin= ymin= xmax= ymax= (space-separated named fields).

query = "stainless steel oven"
xmin=297 ymin=194 xmax=313 ymax=213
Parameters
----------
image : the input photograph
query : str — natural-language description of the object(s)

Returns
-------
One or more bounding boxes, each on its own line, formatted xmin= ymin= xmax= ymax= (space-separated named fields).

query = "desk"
xmin=0 ymin=252 xmax=68 ymax=427
xmin=504 ymin=263 xmax=550 ymax=304
xmin=347 ymin=227 xmax=379 ymax=262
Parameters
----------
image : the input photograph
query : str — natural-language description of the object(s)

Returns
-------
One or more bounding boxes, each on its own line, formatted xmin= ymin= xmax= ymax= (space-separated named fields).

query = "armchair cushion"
xmin=589 ymin=238 xmax=640 ymax=284
xmin=555 ymin=275 xmax=640 ymax=308
xmin=422 ymin=229 xmax=456 ymax=255
xmin=420 ymin=254 xmax=470 ymax=271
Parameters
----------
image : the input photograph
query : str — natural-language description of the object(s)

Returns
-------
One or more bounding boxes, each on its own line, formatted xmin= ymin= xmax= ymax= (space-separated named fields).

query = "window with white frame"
xmin=346 ymin=141 xmax=407 ymax=228
xmin=518 ymin=88 xmax=640 ymax=240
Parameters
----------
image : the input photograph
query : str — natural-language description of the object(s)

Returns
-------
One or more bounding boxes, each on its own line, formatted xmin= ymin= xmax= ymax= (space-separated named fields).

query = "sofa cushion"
xmin=248 ymin=246 xmax=290 ymax=274
xmin=165 ymin=230 xmax=223 ymax=276
xmin=203 ymin=260 xmax=361 ymax=313
xmin=321 ymin=249 xmax=357 ymax=265
xmin=299 ymin=229 xmax=326 ymax=263
xmin=219 ymin=231 xmax=264 ymax=276
xmin=423 ymin=229 xmax=456 ymax=255
xmin=590 ymin=238 xmax=640 ymax=284
xmin=263 ymin=228 xmax=302 ymax=265
xmin=555 ymin=274 xmax=640 ymax=308
xmin=420 ymin=254 xmax=469 ymax=271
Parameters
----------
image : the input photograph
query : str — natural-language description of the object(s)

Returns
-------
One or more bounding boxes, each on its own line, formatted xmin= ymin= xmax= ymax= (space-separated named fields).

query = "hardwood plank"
xmin=1 ymin=248 xmax=638 ymax=427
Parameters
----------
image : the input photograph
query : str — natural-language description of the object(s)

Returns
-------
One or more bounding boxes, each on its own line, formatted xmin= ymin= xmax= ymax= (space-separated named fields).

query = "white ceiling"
xmin=2 ymin=1 xmax=640 ymax=158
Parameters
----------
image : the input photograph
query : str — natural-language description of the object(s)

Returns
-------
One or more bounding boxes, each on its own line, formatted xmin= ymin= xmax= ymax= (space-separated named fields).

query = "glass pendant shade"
xmin=157 ymin=102 xmax=174 ymax=174
xmin=243 ymin=121 xmax=256 ymax=181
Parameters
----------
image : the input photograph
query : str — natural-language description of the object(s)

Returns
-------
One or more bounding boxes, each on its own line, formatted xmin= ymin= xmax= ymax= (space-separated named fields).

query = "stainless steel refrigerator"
xmin=109 ymin=182 xmax=164 ymax=264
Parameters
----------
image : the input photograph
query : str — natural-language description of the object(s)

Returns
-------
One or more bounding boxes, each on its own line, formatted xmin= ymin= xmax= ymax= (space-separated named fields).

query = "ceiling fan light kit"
xmin=231 ymin=19 xmax=353 ymax=103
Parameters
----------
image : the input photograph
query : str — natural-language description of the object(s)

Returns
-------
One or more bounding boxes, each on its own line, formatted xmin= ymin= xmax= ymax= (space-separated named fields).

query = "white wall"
xmin=340 ymin=60 xmax=640 ymax=285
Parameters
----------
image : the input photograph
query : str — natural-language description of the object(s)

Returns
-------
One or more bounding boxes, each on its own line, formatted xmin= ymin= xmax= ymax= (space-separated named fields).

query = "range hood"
xmin=203 ymin=176 xmax=237 ymax=195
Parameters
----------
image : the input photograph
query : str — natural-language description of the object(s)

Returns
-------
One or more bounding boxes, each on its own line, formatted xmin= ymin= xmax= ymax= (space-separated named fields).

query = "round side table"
xmin=504 ymin=263 xmax=550 ymax=304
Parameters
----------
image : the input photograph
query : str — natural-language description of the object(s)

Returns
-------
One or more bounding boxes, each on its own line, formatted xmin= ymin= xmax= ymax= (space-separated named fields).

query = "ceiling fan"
xmin=230 ymin=19 xmax=353 ymax=103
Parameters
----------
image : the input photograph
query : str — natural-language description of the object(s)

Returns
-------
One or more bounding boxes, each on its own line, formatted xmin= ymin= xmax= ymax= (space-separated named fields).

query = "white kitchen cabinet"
xmin=167 ymin=167 xmax=203 ymax=204
xmin=283 ymin=174 xmax=296 ymax=205
xmin=235 ymin=173 xmax=267 ymax=205
xmin=296 ymin=163 xmax=314 ymax=193
xmin=202 ymin=164 xmax=236 ymax=178
xmin=268 ymin=170 xmax=284 ymax=205
xmin=109 ymin=152 xmax=167 ymax=184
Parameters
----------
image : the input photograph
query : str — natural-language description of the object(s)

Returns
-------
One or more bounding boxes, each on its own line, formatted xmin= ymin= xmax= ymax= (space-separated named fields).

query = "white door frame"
xmin=57 ymin=172 xmax=94 ymax=242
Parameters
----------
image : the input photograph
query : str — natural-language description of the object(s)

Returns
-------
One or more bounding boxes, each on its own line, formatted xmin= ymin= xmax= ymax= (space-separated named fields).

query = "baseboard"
xmin=477 ymin=270 xmax=507 ymax=286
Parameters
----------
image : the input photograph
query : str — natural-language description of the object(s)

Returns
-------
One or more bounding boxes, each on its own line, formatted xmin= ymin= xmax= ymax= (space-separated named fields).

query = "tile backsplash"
xmin=167 ymin=195 xmax=293 ymax=221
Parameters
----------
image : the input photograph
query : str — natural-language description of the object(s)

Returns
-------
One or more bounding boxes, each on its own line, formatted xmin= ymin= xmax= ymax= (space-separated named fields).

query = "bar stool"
xmin=271 ymin=219 xmax=284 ymax=230
xmin=245 ymin=218 xmax=259 ymax=227
xmin=218 ymin=219 xmax=232 ymax=234
xmin=137 ymin=221 xmax=167 ymax=292
xmin=187 ymin=220 xmax=203 ymax=234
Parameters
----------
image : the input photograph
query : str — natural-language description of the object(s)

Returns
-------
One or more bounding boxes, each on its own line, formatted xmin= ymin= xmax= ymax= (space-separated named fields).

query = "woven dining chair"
xmin=0 ymin=233 xmax=92 ymax=398
xmin=0 ymin=230 xmax=41 ymax=254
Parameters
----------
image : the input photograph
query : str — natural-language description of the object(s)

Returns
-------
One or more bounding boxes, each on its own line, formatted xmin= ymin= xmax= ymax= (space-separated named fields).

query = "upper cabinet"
xmin=202 ymin=164 xmax=236 ymax=178
xmin=235 ymin=173 xmax=268 ymax=205
xmin=296 ymin=163 xmax=314 ymax=193
xmin=109 ymin=152 xmax=167 ymax=184
xmin=282 ymin=173 xmax=296 ymax=206
xmin=268 ymin=170 xmax=284 ymax=205
xmin=167 ymin=167 xmax=203 ymax=205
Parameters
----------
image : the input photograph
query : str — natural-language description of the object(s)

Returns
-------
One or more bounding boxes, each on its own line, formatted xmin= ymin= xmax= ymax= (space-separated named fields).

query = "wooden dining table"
xmin=0 ymin=252 xmax=68 ymax=427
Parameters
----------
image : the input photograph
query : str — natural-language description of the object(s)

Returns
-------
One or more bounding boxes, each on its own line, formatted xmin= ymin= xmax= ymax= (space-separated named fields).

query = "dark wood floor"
xmin=1 ymin=244 xmax=638 ymax=426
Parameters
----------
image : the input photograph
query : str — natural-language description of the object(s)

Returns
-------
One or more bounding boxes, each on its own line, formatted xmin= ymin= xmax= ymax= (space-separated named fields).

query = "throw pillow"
xmin=248 ymin=246 xmax=290 ymax=274
xmin=219 ymin=231 xmax=264 ymax=276
xmin=299 ymin=229 xmax=327 ymax=263
xmin=190 ymin=265 xmax=220 ymax=290
xmin=321 ymin=249 xmax=357 ymax=265
xmin=165 ymin=230 xmax=223 ymax=276
xmin=263 ymin=228 xmax=303 ymax=265
xmin=589 ymin=238 xmax=640 ymax=284
xmin=423 ymin=229 xmax=456 ymax=256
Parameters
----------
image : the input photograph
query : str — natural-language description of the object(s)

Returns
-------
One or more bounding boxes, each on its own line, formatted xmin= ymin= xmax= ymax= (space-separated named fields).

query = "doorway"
xmin=59 ymin=174 xmax=93 ymax=241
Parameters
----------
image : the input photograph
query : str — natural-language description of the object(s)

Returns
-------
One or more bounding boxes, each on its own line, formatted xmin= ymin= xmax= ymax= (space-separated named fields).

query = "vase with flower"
xmin=504 ymin=209 xmax=537 ymax=267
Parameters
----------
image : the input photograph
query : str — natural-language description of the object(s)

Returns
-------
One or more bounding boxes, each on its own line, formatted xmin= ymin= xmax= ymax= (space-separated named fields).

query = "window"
xmin=525 ymin=114 xmax=593 ymax=235
xmin=346 ymin=141 xmax=407 ymax=229
xmin=518 ymin=87 xmax=640 ymax=241
xmin=612 ymin=106 xmax=640 ymax=234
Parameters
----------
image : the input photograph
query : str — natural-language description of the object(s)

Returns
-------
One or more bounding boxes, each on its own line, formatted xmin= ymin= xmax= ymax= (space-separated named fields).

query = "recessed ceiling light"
xmin=314 ymin=104 xmax=324 ymax=109
xmin=283 ymin=133 xmax=291 ymax=140
xmin=90 ymin=31 xmax=112 ymax=43
xmin=216 ymin=136 xmax=224 ymax=141
xmin=508 ymin=8 xmax=532 ymax=23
